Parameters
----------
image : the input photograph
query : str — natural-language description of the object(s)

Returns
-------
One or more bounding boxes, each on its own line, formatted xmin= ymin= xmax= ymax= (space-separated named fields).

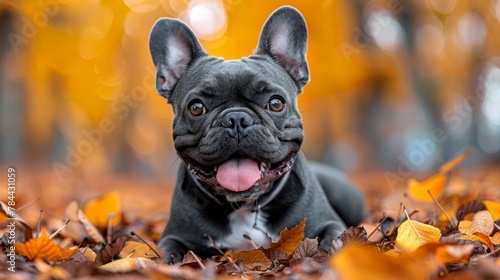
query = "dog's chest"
xmin=216 ymin=208 xmax=276 ymax=251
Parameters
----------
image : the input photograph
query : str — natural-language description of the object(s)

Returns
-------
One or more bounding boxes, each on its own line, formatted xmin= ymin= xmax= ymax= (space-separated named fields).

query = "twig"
xmin=130 ymin=231 xmax=162 ymax=258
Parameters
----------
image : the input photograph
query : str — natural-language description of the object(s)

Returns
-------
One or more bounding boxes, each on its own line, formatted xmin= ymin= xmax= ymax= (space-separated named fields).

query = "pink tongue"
xmin=216 ymin=158 xmax=261 ymax=192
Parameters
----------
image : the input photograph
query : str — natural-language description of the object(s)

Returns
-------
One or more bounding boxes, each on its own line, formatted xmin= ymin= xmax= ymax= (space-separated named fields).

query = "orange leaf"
xmin=407 ymin=173 xmax=447 ymax=202
xmin=491 ymin=232 xmax=500 ymax=245
xmin=395 ymin=220 xmax=441 ymax=253
xmin=16 ymin=228 xmax=77 ymax=261
xmin=83 ymin=191 xmax=122 ymax=229
xmin=458 ymin=232 xmax=494 ymax=251
xmin=270 ymin=219 xmax=306 ymax=255
xmin=434 ymin=244 xmax=474 ymax=265
xmin=483 ymin=200 xmax=500 ymax=221
xmin=439 ymin=148 xmax=472 ymax=174
xmin=331 ymin=245 xmax=431 ymax=280
xmin=233 ymin=249 xmax=272 ymax=270
xmin=119 ymin=241 xmax=161 ymax=259
xmin=458 ymin=210 xmax=494 ymax=235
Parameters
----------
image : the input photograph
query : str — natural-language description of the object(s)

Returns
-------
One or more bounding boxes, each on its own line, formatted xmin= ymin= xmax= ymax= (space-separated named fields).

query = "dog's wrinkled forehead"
xmin=171 ymin=57 xmax=299 ymax=105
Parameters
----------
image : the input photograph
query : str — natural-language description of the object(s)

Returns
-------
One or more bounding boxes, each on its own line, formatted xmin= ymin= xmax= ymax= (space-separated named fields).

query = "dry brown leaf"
xmin=458 ymin=210 xmax=494 ymax=235
xmin=331 ymin=245 xmax=432 ymax=280
xmin=77 ymin=209 xmax=105 ymax=243
xmin=407 ymin=173 xmax=447 ymax=202
xmin=95 ymin=236 xmax=130 ymax=265
xmin=458 ymin=232 xmax=494 ymax=252
xmin=83 ymin=191 xmax=122 ymax=229
xmin=62 ymin=200 xmax=86 ymax=243
xmin=331 ymin=226 xmax=368 ymax=253
xmin=483 ymin=200 xmax=500 ymax=221
xmin=233 ymin=249 xmax=272 ymax=270
xmin=270 ymin=218 xmax=306 ymax=255
xmin=15 ymin=227 xmax=77 ymax=261
xmin=291 ymin=238 xmax=327 ymax=261
xmin=395 ymin=220 xmax=441 ymax=253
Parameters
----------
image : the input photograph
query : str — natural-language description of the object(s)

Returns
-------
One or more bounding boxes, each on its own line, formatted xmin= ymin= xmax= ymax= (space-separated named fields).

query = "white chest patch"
xmin=216 ymin=208 xmax=276 ymax=251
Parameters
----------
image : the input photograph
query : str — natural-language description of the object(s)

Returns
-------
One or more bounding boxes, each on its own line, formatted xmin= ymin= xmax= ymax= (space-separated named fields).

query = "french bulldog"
xmin=149 ymin=6 xmax=366 ymax=263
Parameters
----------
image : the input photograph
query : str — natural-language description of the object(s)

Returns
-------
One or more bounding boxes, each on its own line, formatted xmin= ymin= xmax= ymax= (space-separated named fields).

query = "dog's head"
xmin=149 ymin=6 xmax=309 ymax=202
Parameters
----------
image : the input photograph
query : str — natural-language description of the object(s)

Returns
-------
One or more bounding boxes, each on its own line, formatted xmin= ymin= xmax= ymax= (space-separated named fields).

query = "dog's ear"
xmin=149 ymin=19 xmax=207 ymax=102
xmin=255 ymin=6 xmax=309 ymax=91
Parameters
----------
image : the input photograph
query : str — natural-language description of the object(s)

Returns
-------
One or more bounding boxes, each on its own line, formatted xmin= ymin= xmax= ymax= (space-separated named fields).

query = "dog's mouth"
xmin=184 ymin=153 xmax=295 ymax=193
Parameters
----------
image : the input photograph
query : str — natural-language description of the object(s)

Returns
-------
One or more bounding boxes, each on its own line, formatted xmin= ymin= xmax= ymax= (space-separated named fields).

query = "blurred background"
xmin=1 ymin=0 xmax=500 ymax=209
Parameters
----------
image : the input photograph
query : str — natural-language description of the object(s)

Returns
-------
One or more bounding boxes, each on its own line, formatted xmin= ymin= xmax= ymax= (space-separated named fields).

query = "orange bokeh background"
xmin=1 ymin=0 xmax=500 ymax=193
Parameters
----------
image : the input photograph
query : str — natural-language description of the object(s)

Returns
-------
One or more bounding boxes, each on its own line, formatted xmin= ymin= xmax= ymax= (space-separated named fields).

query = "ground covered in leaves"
xmin=2 ymin=149 xmax=500 ymax=279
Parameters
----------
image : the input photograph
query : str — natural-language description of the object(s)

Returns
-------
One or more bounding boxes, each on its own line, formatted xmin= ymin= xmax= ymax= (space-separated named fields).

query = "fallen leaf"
xmin=118 ymin=240 xmax=161 ymax=259
xmin=332 ymin=245 xmax=431 ymax=280
xmin=83 ymin=191 xmax=122 ymax=229
xmin=395 ymin=220 xmax=441 ymax=253
xmin=233 ymin=249 xmax=272 ymax=270
xmin=95 ymin=236 xmax=130 ymax=265
xmin=458 ymin=232 xmax=494 ymax=252
xmin=483 ymin=200 xmax=500 ymax=221
xmin=458 ymin=210 xmax=494 ymax=235
xmin=270 ymin=218 xmax=306 ymax=255
xmin=407 ymin=173 xmax=447 ymax=202
xmin=291 ymin=238 xmax=327 ymax=261
xmin=79 ymin=247 xmax=97 ymax=262
xmin=62 ymin=201 xmax=86 ymax=243
xmin=331 ymin=226 xmax=368 ymax=253
xmin=435 ymin=244 xmax=474 ymax=265
xmin=456 ymin=199 xmax=487 ymax=220
xmin=16 ymin=227 xmax=77 ymax=261
xmin=77 ymin=209 xmax=105 ymax=243
xmin=100 ymin=258 xmax=137 ymax=272
xmin=490 ymin=232 xmax=500 ymax=245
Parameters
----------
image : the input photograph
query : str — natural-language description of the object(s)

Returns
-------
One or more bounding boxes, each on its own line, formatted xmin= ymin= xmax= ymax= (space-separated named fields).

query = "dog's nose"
xmin=220 ymin=110 xmax=255 ymax=137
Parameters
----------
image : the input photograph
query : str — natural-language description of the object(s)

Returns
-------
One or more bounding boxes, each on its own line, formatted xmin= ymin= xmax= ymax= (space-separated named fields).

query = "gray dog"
xmin=149 ymin=6 xmax=365 ymax=263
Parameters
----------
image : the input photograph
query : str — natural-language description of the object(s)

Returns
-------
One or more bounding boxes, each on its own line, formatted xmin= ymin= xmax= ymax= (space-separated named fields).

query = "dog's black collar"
xmin=187 ymin=169 xmax=291 ymax=211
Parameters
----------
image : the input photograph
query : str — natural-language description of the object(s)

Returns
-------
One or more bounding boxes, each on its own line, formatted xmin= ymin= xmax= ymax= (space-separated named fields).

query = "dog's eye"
xmin=188 ymin=101 xmax=207 ymax=116
xmin=265 ymin=98 xmax=285 ymax=112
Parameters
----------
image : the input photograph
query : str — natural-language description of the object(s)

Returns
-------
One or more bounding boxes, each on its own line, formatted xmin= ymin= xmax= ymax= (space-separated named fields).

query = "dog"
xmin=149 ymin=6 xmax=366 ymax=263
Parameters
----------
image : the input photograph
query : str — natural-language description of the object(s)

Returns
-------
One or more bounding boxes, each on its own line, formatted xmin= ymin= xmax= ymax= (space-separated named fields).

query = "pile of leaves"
xmin=2 ymin=149 xmax=500 ymax=279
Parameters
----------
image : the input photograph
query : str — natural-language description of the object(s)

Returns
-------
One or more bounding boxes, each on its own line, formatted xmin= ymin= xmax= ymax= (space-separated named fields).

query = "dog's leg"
xmin=309 ymin=162 xmax=366 ymax=227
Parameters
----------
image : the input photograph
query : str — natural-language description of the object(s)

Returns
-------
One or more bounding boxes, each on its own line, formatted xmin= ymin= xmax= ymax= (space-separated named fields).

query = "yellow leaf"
xmin=407 ymin=173 xmax=447 ymax=202
xmin=270 ymin=219 xmax=306 ymax=255
xmin=458 ymin=232 xmax=494 ymax=251
xmin=458 ymin=210 xmax=494 ymax=235
xmin=395 ymin=220 xmax=441 ymax=253
xmin=100 ymin=258 xmax=137 ymax=273
xmin=332 ymin=245 xmax=431 ymax=280
xmin=16 ymin=228 xmax=77 ymax=261
xmin=483 ymin=200 xmax=500 ymax=221
xmin=83 ymin=191 xmax=122 ymax=229
xmin=439 ymin=148 xmax=472 ymax=174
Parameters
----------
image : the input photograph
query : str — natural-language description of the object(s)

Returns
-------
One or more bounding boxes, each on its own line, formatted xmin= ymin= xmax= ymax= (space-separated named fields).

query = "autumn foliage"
xmin=1 ymin=149 xmax=500 ymax=279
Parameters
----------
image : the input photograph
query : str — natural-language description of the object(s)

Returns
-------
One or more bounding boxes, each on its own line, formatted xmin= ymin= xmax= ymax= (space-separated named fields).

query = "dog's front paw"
xmin=158 ymin=236 xmax=188 ymax=264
